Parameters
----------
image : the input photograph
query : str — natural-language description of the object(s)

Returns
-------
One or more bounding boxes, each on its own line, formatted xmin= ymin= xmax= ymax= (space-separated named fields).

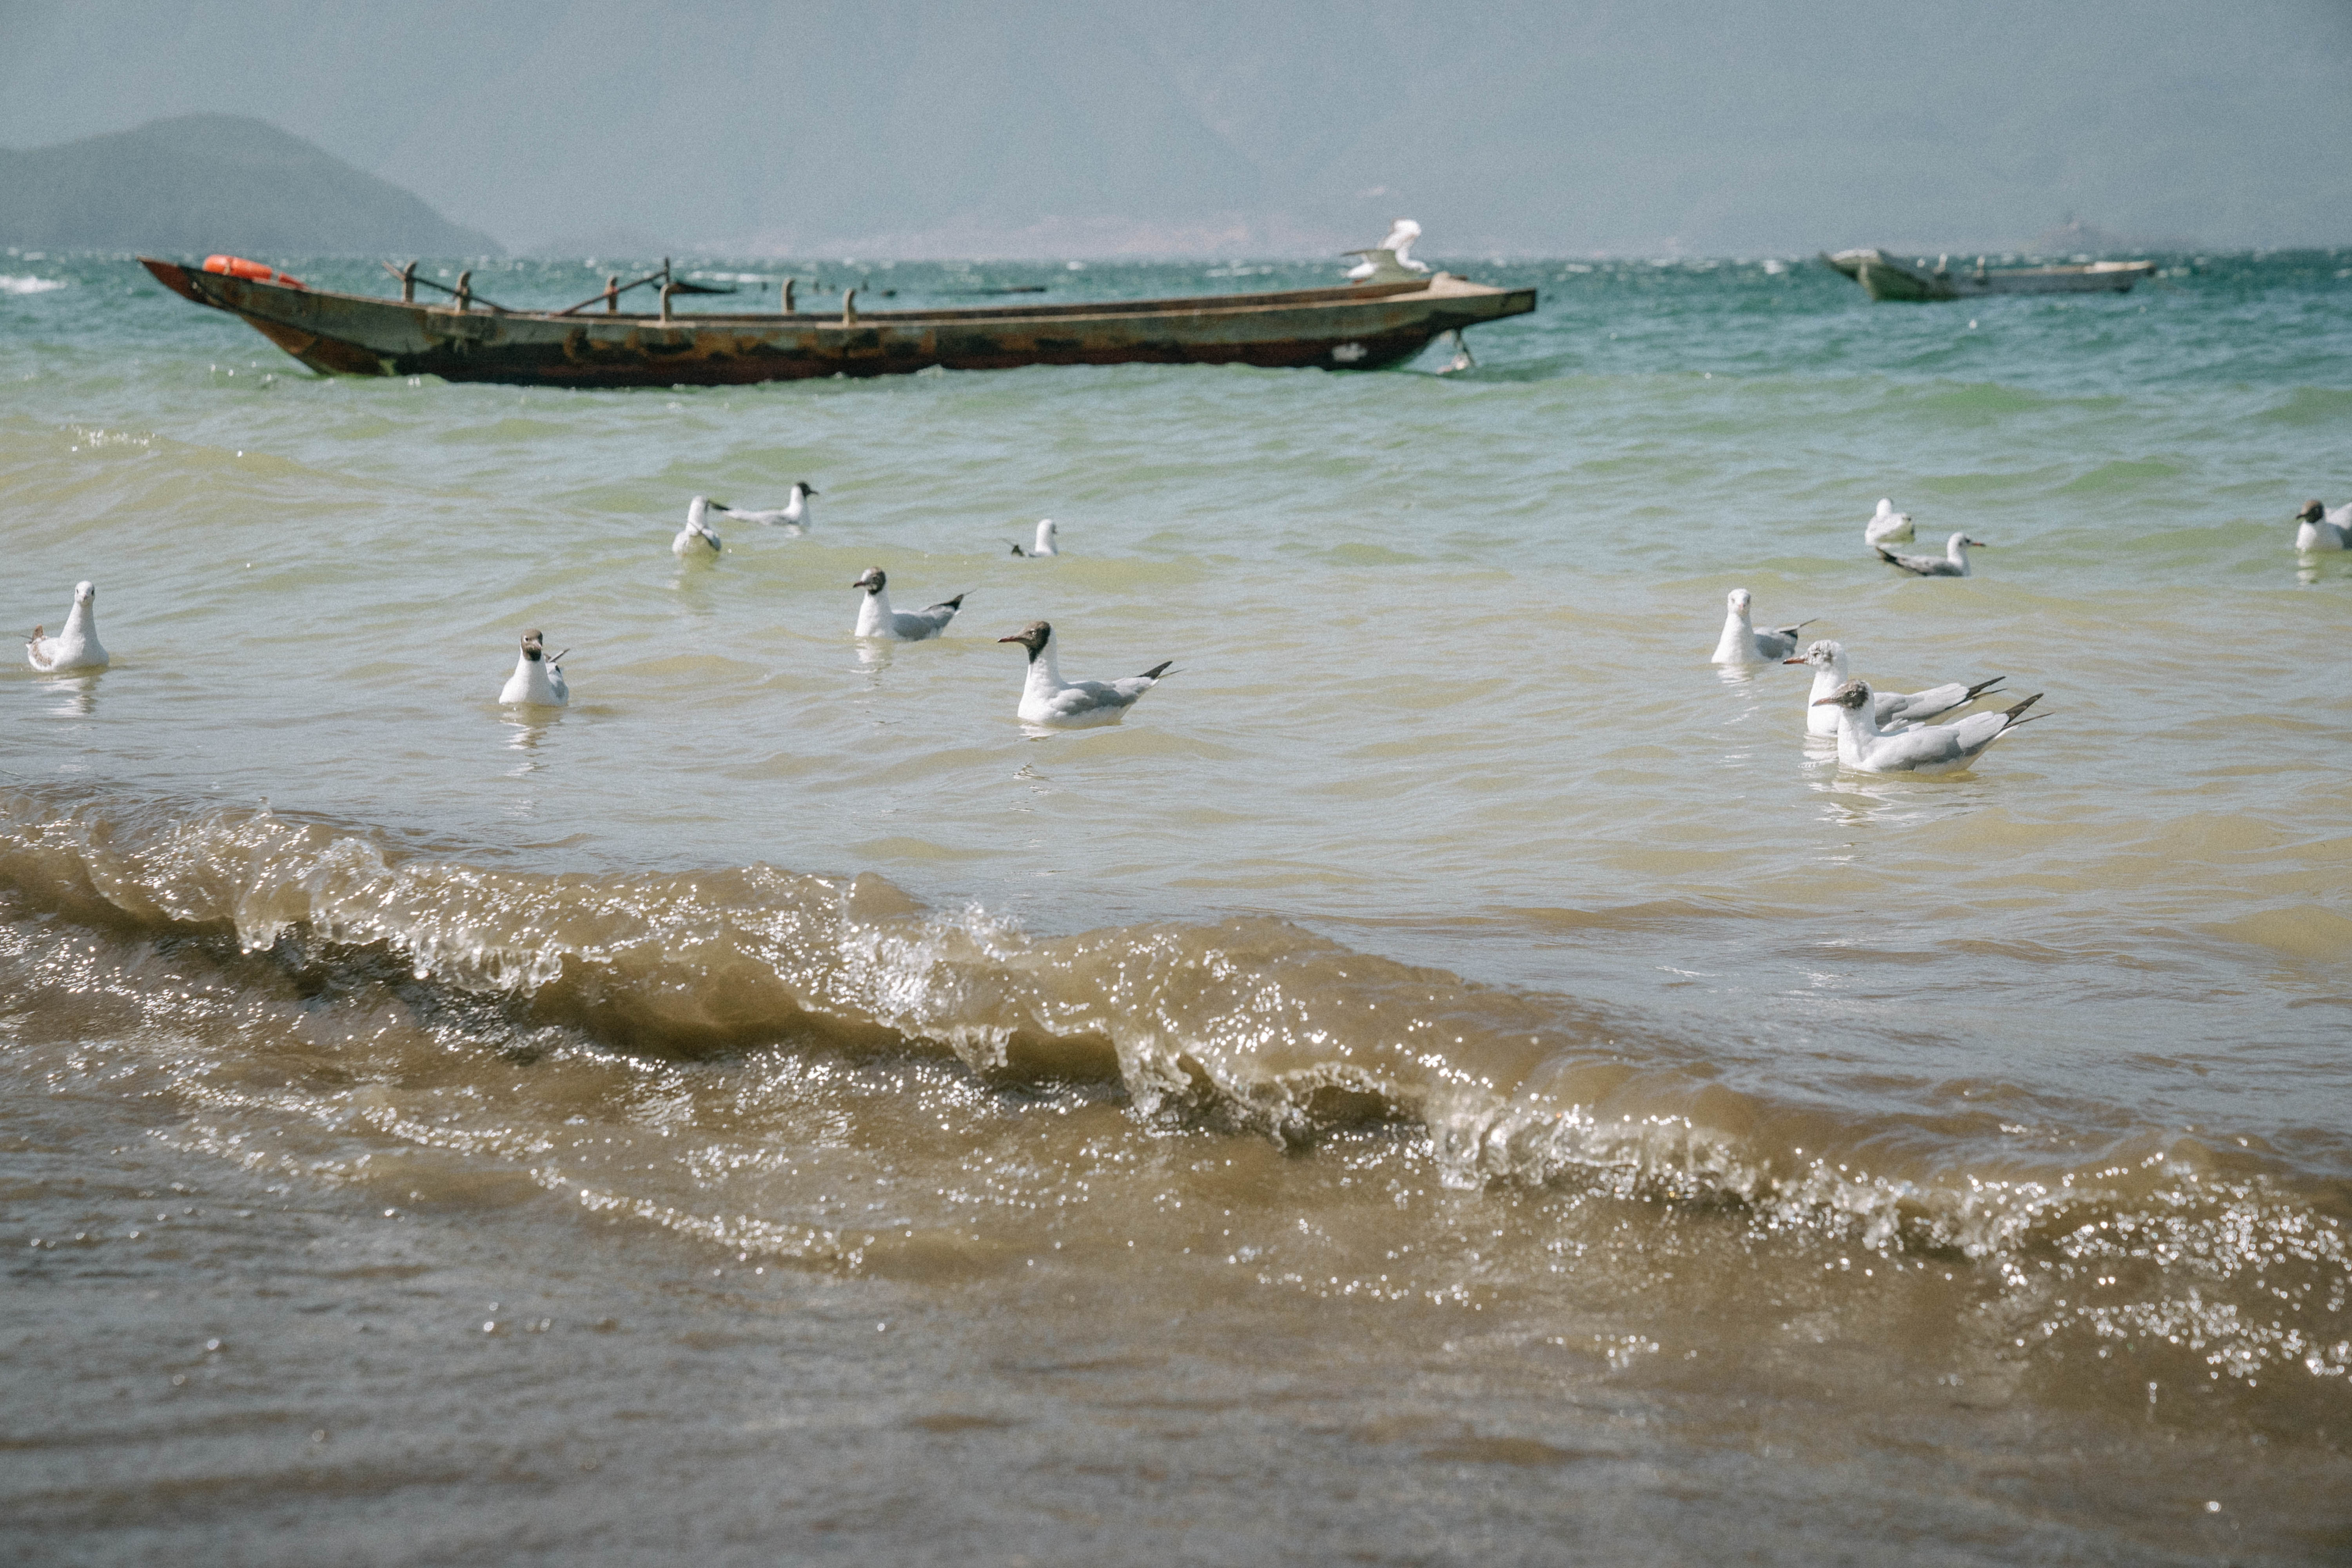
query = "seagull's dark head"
xmin=2299 ymin=500 xmax=2326 ymax=524
xmin=1812 ymin=678 xmax=1871 ymax=711
xmin=1786 ymin=638 xmax=1844 ymax=670
xmin=853 ymin=567 xmax=886 ymax=594
xmin=998 ymin=621 xmax=1052 ymax=661
xmin=799 ymin=483 xmax=819 ymax=498
xmin=520 ymin=630 xmax=545 ymax=662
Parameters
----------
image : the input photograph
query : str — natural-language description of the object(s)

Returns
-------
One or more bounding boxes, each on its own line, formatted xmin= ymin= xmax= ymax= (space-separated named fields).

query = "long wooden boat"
xmin=1821 ymin=248 xmax=2155 ymax=302
xmin=139 ymin=256 xmax=1537 ymax=388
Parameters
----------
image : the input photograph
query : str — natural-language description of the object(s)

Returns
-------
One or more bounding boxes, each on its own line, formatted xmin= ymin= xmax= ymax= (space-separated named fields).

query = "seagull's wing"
xmin=2328 ymin=502 xmax=2352 ymax=529
xmin=1876 ymin=546 xmax=1934 ymax=575
xmin=1884 ymin=675 xmax=2004 ymax=724
xmin=1753 ymin=621 xmax=1812 ymax=660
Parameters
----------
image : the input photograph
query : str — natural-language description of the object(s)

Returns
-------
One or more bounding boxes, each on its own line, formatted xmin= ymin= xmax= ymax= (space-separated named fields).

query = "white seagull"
xmin=672 ymin=495 xmax=722 ymax=559
xmin=852 ymin=567 xmax=965 ymax=641
xmin=998 ymin=621 xmax=1172 ymax=728
xmin=717 ymin=482 xmax=817 ymax=532
xmin=1009 ymin=519 xmax=1060 ymax=557
xmin=1814 ymin=679 xmax=2043 ymax=775
xmin=1711 ymin=588 xmax=1815 ymax=664
xmin=498 ymin=630 xmax=570 ymax=707
xmin=1864 ymin=498 xmax=1915 ymax=547
xmin=1345 ymin=220 xmax=1430 ymax=282
xmin=2295 ymin=499 xmax=2350 ymax=553
xmin=24 ymin=580 xmax=109 ymax=672
xmin=1878 ymin=531 xmax=1988 ymax=577
xmin=1784 ymin=640 xmax=2005 ymax=737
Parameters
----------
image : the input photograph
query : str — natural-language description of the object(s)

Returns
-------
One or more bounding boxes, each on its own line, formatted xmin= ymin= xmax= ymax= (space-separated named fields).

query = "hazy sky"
xmin=4 ymin=0 xmax=2347 ymax=256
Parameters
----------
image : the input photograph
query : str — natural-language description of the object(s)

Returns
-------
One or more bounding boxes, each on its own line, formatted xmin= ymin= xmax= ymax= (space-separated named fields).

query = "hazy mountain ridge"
xmin=0 ymin=114 xmax=501 ymax=257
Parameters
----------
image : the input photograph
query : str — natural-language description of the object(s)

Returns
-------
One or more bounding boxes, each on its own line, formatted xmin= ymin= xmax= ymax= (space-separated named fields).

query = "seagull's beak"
xmin=1810 ymin=696 xmax=1841 ymax=707
xmin=1782 ymin=656 xmax=1808 ymax=665
xmin=1967 ymin=539 xmax=1991 ymax=547
xmin=996 ymin=634 xmax=1023 ymax=644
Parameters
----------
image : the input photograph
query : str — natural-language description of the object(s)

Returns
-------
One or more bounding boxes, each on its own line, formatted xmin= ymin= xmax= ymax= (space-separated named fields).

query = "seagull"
xmin=1345 ymin=219 xmax=1430 ymax=281
xmin=498 ymin=630 xmax=569 ymax=707
xmin=1784 ymin=640 xmax=2006 ymax=737
xmin=1814 ymin=679 xmax=2043 ymax=774
xmin=1009 ymin=519 xmax=1060 ymax=557
xmin=1711 ymin=588 xmax=1815 ymax=664
xmin=672 ymin=495 xmax=722 ymax=559
xmin=998 ymin=621 xmax=1172 ymax=728
xmin=25 ymin=580 xmax=109 ymax=672
xmin=716 ymin=482 xmax=817 ymax=532
xmin=1878 ymin=532 xmax=1988 ymax=577
xmin=2295 ymin=499 xmax=2350 ymax=553
xmin=1864 ymin=498 xmax=1915 ymax=547
xmin=852 ymin=567 xmax=964 ymax=640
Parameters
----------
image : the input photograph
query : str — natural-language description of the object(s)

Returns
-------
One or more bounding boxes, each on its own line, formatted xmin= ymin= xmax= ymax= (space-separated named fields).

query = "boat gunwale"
xmin=143 ymin=260 xmax=1517 ymax=331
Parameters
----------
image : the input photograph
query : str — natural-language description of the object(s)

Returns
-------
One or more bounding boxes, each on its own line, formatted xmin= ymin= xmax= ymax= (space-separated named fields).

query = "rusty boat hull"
xmin=140 ymin=258 xmax=1537 ymax=388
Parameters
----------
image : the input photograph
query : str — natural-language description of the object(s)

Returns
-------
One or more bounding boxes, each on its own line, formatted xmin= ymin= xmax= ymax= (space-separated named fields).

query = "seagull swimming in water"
xmin=673 ymin=495 xmax=722 ymax=559
xmin=1864 ymin=498 xmax=1915 ymax=547
xmin=498 ymin=630 xmax=569 ymax=707
xmin=1814 ymin=679 xmax=2043 ymax=774
xmin=1345 ymin=220 xmax=1430 ymax=282
xmin=1009 ymin=519 xmax=1060 ymax=557
xmin=1784 ymin=640 xmax=2005 ymax=737
xmin=1711 ymin=588 xmax=1815 ymax=664
xmin=998 ymin=621 xmax=1172 ymax=728
xmin=2295 ymin=499 xmax=2350 ymax=553
xmin=1878 ymin=532 xmax=1988 ymax=577
xmin=716 ymin=482 xmax=817 ymax=532
xmin=852 ymin=567 xmax=964 ymax=641
xmin=24 ymin=580 xmax=108 ymax=672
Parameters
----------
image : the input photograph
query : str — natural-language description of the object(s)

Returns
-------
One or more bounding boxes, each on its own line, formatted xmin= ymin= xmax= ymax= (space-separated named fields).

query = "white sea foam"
xmin=1 ymin=275 xmax=68 ymax=295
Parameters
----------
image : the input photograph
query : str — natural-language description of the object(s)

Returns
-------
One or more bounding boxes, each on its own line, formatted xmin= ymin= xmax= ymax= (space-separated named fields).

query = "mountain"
xmin=0 ymin=114 xmax=502 ymax=256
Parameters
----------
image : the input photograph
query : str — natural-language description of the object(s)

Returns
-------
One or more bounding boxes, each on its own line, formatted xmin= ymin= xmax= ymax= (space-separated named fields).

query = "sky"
xmin=3 ymin=0 xmax=2348 ymax=257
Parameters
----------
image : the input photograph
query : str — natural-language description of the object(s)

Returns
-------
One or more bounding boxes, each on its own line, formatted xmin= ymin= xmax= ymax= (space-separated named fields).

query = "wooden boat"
xmin=138 ymin=255 xmax=1536 ymax=388
xmin=1821 ymin=248 xmax=2155 ymax=302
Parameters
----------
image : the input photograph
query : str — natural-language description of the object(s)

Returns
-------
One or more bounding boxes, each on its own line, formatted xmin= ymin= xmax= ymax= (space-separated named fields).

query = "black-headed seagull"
xmin=1711 ymin=588 xmax=1815 ymax=664
xmin=2295 ymin=499 xmax=2349 ymax=553
xmin=1785 ymin=640 xmax=2004 ymax=737
xmin=1864 ymin=498 xmax=1915 ymax=547
xmin=1878 ymin=532 xmax=1988 ymax=577
xmin=1814 ymin=679 xmax=2042 ymax=774
xmin=499 ymin=630 xmax=569 ymax=707
xmin=853 ymin=567 xmax=964 ymax=641
xmin=673 ymin=496 xmax=722 ymax=559
xmin=998 ymin=621 xmax=1172 ymax=728
xmin=25 ymin=580 xmax=108 ymax=672
xmin=717 ymin=482 xmax=817 ymax=532
xmin=1009 ymin=518 xmax=1060 ymax=557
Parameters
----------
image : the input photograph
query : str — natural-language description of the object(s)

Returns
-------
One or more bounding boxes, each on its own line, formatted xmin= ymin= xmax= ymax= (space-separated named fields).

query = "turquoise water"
xmin=5 ymin=249 xmax=2351 ymax=1563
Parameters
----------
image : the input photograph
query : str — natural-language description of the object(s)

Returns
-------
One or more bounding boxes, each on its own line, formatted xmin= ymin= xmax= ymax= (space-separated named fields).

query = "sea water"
xmin=4 ymin=250 xmax=2350 ymax=1563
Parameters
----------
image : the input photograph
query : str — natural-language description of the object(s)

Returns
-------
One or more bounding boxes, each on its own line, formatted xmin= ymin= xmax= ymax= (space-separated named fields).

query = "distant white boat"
xmin=1822 ymin=248 xmax=2155 ymax=301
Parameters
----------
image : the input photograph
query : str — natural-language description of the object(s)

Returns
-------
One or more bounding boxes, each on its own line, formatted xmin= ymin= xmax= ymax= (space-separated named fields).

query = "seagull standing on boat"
xmin=499 ymin=630 xmax=569 ymax=707
xmin=852 ymin=568 xmax=965 ymax=641
xmin=2295 ymin=500 xmax=2350 ymax=553
xmin=1784 ymin=640 xmax=2005 ymax=737
xmin=998 ymin=621 xmax=1172 ymax=728
xmin=717 ymin=483 xmax=817 ymax=532
xmin=1009 ymin=519 xmax=1060 ymax=557
xmin=1814 ymin=679 xmax=2042 ymax=774
xmin=1345 ymin=220 xmax=1430 ymax=282
xmin=673 ymin=496 xmax=722 ymax=559
xmin=1878 ymin=532 xmax=1988 ymax=577
xmin=24 ymin=580 xmax=108 ymax=672
xmin=1711 ymin=588 xmax=1815 ymax=664
xmin=1864 ymin=498 xmax=1915 ymax=547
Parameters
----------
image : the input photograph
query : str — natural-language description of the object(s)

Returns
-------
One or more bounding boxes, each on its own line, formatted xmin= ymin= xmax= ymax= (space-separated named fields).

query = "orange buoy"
xmin=202 ymin=255 xmax=305 ymax=290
